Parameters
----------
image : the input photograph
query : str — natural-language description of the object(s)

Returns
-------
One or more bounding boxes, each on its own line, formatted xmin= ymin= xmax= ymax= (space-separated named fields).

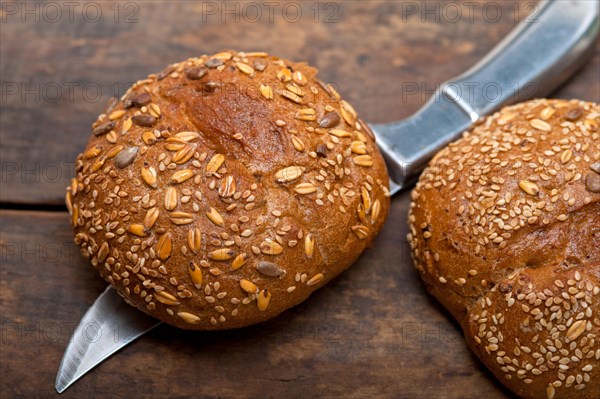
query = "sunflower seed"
xmin=124 ymin=92 xmax=151 ymax=108
xmin=316 ymin=144 xmax=327 ymax=157
xmin=132 ymin=114 xmax=157 ymax=127
xmin=156 ymin=65 xmax=175 ymax=80
xmin=319 ymin=111 xmax=340 ymax=128
xmin=209 ymin=248 xmax=235 ymax=261
xmin=256 ymin=261 xmax=286 ymax=277
xmin=591 ymin=162 xmax=600 ymax=174
xmin=206 ymin=154 xmax=225 ymax=175
xmin=144 ymin=207 xmax=160 ymax=229
xmin=585 ymin=172 xmax=600 ymax=193
xmin=185 ymin=66 xmax=208 ymax=80
xmin=164 ymin=187 xmax=178 ymax=210
xmin=93 ymin=121 xmax=115 ymax=136
xmin=518 ymin=180 xmax=539 ymax=196
xmin=295 ymin=182 xmax=317 ymax=194
xmin=206 ymin=207 xmax=225 ymax=227
xmin=188 ymin=261 xmax=203 ymax=289
xmin=170 ymin=169 xmax=194 ymax=184
xmin=114 ymin=147 xmax=139 ymax=168
xmin=257 ymin=289 xmax=271 ymax=311
xmin=156 ymin=232 xmax=172 ymax=260
xmin=204 ymin=58 xmax=224 ymax=68
xmin=564 ymin=107 xmax=582 ymax=121
xmin=275 ymin=166 xmax=303 ymax=183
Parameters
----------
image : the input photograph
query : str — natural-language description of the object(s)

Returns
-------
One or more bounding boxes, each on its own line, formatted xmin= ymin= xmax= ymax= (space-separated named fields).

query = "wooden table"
xmin=1 ymin=1 xmax=598 ymax=397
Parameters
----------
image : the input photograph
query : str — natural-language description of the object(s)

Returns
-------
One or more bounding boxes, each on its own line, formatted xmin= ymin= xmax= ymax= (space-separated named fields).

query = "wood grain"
xmin=0 ymin=205 xmax=514 ymax=398
xmin=0 ymin=1 xmax=598 ymax=397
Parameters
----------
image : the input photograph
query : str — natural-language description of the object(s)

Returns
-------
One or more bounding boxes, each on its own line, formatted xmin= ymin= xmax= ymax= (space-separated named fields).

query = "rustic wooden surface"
xmin=0 ymin=1 xmax=598 ymax=398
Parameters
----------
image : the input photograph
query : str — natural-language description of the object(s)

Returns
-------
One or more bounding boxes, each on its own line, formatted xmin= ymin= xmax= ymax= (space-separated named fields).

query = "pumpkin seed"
xmin=256 ymin=261 xmax=285 ymax=277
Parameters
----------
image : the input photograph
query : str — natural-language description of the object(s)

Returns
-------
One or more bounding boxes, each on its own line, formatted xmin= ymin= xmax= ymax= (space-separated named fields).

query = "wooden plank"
xmin=0 ymin=204 xmax=514 ymax=398
xmin=4 ymin=1 xmax=598 ymax=206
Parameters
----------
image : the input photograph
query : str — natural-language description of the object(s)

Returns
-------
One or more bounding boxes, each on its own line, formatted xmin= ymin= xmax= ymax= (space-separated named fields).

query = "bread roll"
xmin=67 ymin=51 xmax=390 ymax=330
xmin=408 ymin=99 xmax=599 ymax=399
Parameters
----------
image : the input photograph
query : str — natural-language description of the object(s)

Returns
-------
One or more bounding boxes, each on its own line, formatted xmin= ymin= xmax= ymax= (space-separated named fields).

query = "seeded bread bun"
xmin=408 ymin=99 xmax=600 ymax=399
xmin=67 ymin=51 xmax=390 ymax=330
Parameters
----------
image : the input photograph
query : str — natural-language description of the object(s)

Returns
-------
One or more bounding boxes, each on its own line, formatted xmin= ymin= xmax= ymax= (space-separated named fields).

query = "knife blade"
xmin=56 ymin=0 xmax=598 ymax=393
xmin=55 ymin=286 xmax=161 ymax=393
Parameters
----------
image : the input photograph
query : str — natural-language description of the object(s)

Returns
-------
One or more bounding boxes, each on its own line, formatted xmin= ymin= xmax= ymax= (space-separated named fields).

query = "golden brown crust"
xmin=67 ymin=51 xmax=390 ymax=330
xmin=408 ymin=99 xmax=600 ymax=399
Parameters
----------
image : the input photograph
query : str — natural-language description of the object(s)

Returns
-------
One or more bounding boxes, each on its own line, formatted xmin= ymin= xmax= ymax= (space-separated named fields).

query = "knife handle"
xmin=373 ymin=0 xmax=599 ymax=189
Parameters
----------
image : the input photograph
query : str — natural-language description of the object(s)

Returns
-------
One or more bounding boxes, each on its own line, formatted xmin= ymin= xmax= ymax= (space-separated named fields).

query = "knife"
xmin=56 ymin=0 xmax=599 ymax=393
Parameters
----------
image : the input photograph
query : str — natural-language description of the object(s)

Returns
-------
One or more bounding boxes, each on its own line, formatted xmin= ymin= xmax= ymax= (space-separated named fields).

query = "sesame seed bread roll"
xmin=408 ymin=99 xmax=599 ymax=399
xmin=67 ymin=51 xmax=390 ymax=330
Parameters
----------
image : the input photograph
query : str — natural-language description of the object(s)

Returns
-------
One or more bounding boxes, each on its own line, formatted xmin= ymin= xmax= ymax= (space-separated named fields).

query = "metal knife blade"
xmin=55 ymin=286 xmax=161 ymax=393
